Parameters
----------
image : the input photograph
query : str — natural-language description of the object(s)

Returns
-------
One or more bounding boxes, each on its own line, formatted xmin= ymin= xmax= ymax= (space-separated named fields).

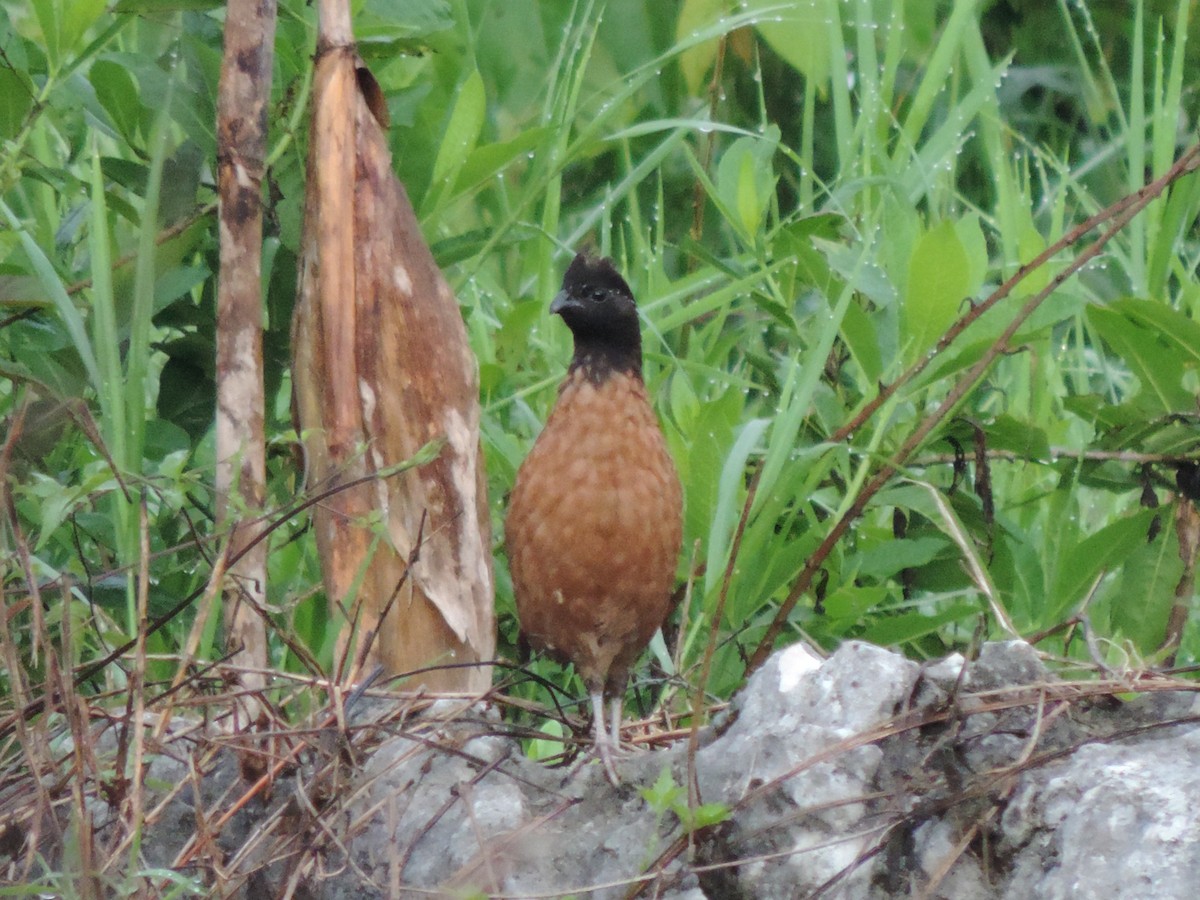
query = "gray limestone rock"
xmin=42 ymin=642 xmax=1200 ymax=899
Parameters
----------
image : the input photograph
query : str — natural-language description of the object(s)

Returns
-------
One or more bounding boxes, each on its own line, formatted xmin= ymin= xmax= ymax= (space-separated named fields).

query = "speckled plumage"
xmin=505 ymin=254 xmax=683 ymax=783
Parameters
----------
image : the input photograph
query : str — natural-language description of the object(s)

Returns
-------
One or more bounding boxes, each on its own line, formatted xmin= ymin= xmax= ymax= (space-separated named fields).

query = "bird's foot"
xmin=562 ymin=739 xmax=622 ymax=787
xmin=596 ymin=735 xmax=621 ymax=786
xmin=585 ymin=691 xmax=623 ymax=786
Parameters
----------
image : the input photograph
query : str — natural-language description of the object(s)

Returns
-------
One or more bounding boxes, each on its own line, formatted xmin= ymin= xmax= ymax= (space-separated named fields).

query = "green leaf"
xmin=675 ymin=386 xmax=740 ymax=552
xmin=88 ymin=145 xmax=129 ymax=476
xmin=982 ymin=415 xmax=1052 ymax=460
xmin=30 ymin=474 xmax=77 ymax=551
xmin=358 ymin=0 xmax=453 ymax=35
xmin=706 ymin=418 xmax=768 ymax=596
xmin=526 ymin=718 xmax=566 ymax=762
xmin=455 ymin=127 xmax=553 ymax=195
xmin=822 ymin=583 xmax=890 ymax=622
xmin=1012 ymin=206 xmax=1050 ymax=297
xmin=89 ymin=58 xmax=143 ymax=142
xmin=860 ymin=602 xmax=980 ymax=646
xmin=0 ymin=65 xmax=33 ymax=140
xmin=902 ymin=219 xmax=970 ymax=361
xmin=60 ymin=0 xmax=107 ymax=54
xmin=1088 ymin=303 xmax=1193 ymax=413
xmin=684 ymin=802 xmax=731 ymax=830
xmin=32 ymin=0 xmax=62 ymax=72
xmin=676 ymin=0 xmax=726 ymax=94
xmin=429 ymin=69 xmax=486 ymax=201
xmin=715 ymin=129 xmax=779 ymax=242
xmin=750 ymin=0 xmax=832 ymax=87
xmin=113 ymin=0 xmax=223 ymax=9
xmin=669 ymin=370 xmax=700 ymax=432
xmin=1050 ymin=509 xmax=1159 ymax=621
xmin=954 ymin=214 xmax=988 ymax=300
xmin=1103 ymin=525 xmax=1180 ymax=654
xmin=851 ymin=536 xmax=948 ymax=582
xmin=641 ymin=767 xmax=684 ymax=811
xmin=0 ymin=200 xmax=102 ymax=393
xmin=840 ymin=298 xmax=882 ymax=385
xmin=1107 ymin=297 xmax=1200 ymax=367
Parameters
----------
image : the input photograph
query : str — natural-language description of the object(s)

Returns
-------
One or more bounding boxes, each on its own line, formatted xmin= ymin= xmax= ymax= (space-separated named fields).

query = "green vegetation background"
xmin=3 ymin=0 xmax=1200 ymax=728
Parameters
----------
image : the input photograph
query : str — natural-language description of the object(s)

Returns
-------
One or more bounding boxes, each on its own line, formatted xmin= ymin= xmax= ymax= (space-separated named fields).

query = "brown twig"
xmin=690 ymin=34 xmax=728 ymax=247
xmin=0 ymin=450 xmax=438 ymax=742
xmin=628 ymin=673 xmax=1200 ymax=899
xmin=911 ymin=446 xmax=1200 ymax=467
xmin=828 ymin=145 xmax=1199 ymax=446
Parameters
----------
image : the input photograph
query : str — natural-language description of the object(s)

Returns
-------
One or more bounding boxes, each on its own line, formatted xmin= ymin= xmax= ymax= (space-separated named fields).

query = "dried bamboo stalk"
xmin=292 ymin=2 xmax=494 ymax=692
xmin=215 ymin=0 xmax=277 ymax=712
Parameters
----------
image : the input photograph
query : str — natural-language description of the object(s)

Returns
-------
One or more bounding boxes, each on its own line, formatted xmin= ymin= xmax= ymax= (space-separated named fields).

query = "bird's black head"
xmin=551 ymin=253 xmax=642 ymax=381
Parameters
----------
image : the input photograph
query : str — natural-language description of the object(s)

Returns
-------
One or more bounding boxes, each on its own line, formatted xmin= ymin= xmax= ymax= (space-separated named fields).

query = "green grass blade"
xmin=126 ymin=60 xmax=177 ymax=473
xmin=0 ymin=198 xmax=102 ymax=392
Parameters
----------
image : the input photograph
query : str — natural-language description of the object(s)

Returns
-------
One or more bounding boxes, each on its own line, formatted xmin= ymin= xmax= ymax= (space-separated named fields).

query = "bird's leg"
xmin=609 ymin=694 xmax=624 ymax=754
xmin=592 ymin=690 xmax=620 ymax=786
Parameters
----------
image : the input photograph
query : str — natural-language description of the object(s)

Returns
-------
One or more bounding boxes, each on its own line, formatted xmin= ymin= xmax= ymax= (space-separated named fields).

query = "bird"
xmin=506 ymin=252 xmax=683 ymax=785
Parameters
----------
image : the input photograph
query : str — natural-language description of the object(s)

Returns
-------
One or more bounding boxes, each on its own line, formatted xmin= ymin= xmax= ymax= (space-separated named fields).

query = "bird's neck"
xmin=568 ymin=336 xmax=643 ymax=385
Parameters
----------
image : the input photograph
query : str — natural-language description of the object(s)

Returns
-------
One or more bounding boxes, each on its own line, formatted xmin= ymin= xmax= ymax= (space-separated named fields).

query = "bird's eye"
xmin=590 ymin=289 xmax=605 ymax=302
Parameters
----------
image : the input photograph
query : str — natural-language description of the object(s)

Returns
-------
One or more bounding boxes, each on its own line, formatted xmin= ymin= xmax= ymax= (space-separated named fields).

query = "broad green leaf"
xmin=749 ymin=0 xmax=831 ymax=87
xmin=0 ymin=200 xmax=101 ymax=393
xmin=31 ymin=475 xmax=77 ymax=551
xmin=954 ymin=214 xmax=988 ymax=300
xmin=687 ymin=802 xmax=731 ymax=830
xmin=1013 ymin=206 xmax=1050 ymax=298
xmin=32 ymin=0 xmax=62 ymax=72
xmin=0 ymin=66 xmax=32 ymax=140
xmin=90 ymin=58 xmax=142 ymax=142
xmin=1104 ymin=526 xmax=1180 ymax=654
xmin=941 ymin=414 xmax=1052 ymax=462
xmin=1107 ymin=297 xmax=1200 ymax=368
xmin=61 ymin=0 xmax=107 ymax=54
xmin=715 ymin=130 xmax=779 ymax=242
xmin=902 ymin=220 xmax=970 ymax=360
xmin=1088 ymin=303 xmax=1193 ymax=413
xmin=527 ymin=718 xmax=566 ymax=762
xmin=676 ymin=0 xmax=726 ymax=94
xmin=735 ymin=150 xmax=759 ymax=237
xmin=880 ymin=194 xmax=919 ymax=295
xmin=668 ymin=370 xmax=700 ymax=432
xmin=821 ymin=583 xmax=890 ymax=622
xmin=676 ymin=387 xmax=738 ymax=548
xmin=358 ymin=0 xmax=454 ymax=37
xmin=851 ymin=536 xmax=948 ymax=582
xmin=1049 ymin=509 xmax=1159 ymax=621
xmin=861 ymin=602 xmax=980 ymax=646
xmin=641 ymin=767 xmax=684 ymax=810
xmin=840 ymin=298 xmax=883 ymax=385
xmin=983 ymin=414 xmax=1052 ymax=460
xmin=742 ymin=532 xmax=820 ymax=617
xmin=455 ymin=127 xmax=553 ymax=195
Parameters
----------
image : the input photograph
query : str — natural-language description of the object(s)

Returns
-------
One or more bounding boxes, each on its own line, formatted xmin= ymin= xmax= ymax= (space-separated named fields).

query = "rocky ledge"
xmin=35 ymin=641 xmax=1200 ymax=899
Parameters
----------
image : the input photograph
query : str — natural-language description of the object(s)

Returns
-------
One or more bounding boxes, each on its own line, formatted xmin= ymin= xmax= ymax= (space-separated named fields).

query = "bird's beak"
xmin=550 ymin=290 xmax=573 ymax=316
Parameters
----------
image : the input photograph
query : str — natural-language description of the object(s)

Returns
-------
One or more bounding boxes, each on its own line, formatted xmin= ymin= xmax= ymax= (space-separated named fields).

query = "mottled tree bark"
xmin=291 ymin=0 xmax=495 ymax=692
xmin=215 ymin=0 xmax=276 ymax=711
